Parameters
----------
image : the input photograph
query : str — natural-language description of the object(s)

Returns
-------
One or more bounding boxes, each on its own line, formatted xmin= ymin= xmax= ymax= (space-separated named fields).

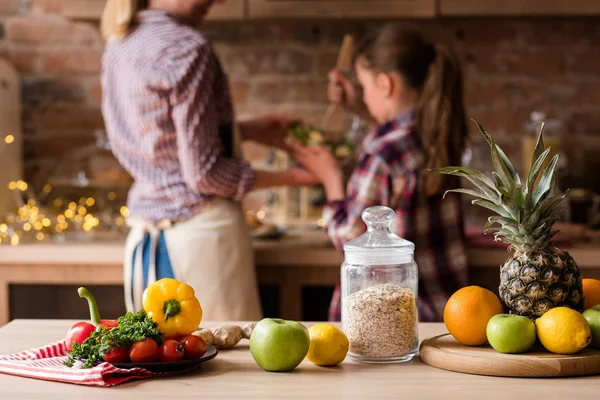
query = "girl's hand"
xmin=289 ymin=141 xmax=345 ymax=201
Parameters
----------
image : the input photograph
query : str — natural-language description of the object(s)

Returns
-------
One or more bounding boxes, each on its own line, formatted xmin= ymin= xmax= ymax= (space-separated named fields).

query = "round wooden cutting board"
xmin=419 ymin=333 xmax=600 ymax=378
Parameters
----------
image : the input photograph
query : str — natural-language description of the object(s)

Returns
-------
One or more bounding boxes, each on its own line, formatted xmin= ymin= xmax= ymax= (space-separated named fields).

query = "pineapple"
xmin=436 ymin=121 xmax=583 ymax=319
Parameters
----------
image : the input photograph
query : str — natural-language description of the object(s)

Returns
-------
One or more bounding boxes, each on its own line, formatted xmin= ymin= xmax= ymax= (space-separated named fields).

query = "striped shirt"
xmin=325 ymin=110 xmax=468 ymax=322
xmin=101 ymin=10 xmax=254 ymax=223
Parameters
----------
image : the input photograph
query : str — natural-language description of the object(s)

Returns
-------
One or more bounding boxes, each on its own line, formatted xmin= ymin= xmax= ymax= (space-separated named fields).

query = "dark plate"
xmin=110 ymin=345 xmax=218 ymax=373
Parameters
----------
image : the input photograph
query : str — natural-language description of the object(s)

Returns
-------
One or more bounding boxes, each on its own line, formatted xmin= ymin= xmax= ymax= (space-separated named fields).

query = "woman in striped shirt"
xmin=100 ymin=0 xmax=318 ymax=320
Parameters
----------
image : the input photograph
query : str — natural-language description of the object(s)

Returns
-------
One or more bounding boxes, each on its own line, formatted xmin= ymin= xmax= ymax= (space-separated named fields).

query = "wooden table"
xmin=0 ymin=320 xmax=598 ymax=399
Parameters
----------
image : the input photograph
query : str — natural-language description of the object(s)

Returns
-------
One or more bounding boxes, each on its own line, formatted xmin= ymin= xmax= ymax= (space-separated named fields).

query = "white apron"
xmin=123 ymin=127 xmax=262 ymax=321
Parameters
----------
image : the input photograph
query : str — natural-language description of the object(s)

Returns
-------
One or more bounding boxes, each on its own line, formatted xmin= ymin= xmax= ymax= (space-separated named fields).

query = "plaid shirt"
xmin=324 ymin=111 xmax=468 ymax=322
xmin=101 ymin=10 xmax=254 ymax=223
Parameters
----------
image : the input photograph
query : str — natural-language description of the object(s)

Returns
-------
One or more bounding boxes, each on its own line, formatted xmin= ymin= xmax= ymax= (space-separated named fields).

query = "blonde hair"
xmin=355 ymin=26 xmax=467 ymax=197
xmin=101 ymin=0 xmax=148 ymax=42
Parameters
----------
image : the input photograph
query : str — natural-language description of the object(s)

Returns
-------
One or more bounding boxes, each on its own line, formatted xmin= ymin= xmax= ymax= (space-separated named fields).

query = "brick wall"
xmin=1 ymin=1 xmax=600 ymax=210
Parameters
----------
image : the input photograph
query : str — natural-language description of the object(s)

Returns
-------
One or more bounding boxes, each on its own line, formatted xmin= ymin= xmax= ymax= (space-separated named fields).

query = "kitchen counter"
xmin=1 ymin=228 xmax=600 ymax=268
xmin=1 ymin=229 xmax=600 ymax=325
xmin=0 ymin=319 xmax=598 ymax=399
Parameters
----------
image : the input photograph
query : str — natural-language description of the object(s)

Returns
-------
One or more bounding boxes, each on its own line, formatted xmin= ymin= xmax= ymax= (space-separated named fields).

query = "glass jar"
xmin=341 ymin=206 xmax=419 ymax=363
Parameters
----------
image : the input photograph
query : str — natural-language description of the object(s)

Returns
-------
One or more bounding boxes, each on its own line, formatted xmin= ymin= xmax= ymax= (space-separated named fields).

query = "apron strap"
xmin=125 ymin=218 xmax=171 ymax=312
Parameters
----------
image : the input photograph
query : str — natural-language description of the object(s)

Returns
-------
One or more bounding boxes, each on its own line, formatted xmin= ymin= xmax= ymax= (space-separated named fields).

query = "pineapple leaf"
xmin=492 ymin=173 xmax=509 ymax=196
xmin=514 ymin=189 xmax=526 ymax=207
xmin=499 ymin=194 xmax=520 ymax=221
xmin=473 ymin=120 xmax=515 ymax=190
xmin=496 ymin=145 xmax=522 ymax=186
xmin=526 ymin=147 xmax=551 ymax=194
xmin=530 ymin=122 xmax=546 ymax=172
xmin=484 ymin=216 xmax=516 ymax=233
xmin=434 ymin=166 xmax=498 ymax=199
xmin=472 ymin=199 xmax=513 ymax=219
xmin=533 ymin=154 xmax=560 ymax=205
xmin=443 ymin=188 xmax=500 ymax=204
xmin=538 ymin=192 xmax=567 ymax=217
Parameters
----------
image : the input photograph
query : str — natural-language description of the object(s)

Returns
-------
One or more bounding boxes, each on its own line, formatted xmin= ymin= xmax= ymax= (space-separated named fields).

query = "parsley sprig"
xmin=64 ymin=310 xmax=163 ymax=368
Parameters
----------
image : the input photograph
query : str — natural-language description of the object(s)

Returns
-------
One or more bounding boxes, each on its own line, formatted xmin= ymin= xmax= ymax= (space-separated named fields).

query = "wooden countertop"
xmin=1 ymin=229 xmax=600 ymax=268
xmin=0 ymin=320 xmax=598 ymax=399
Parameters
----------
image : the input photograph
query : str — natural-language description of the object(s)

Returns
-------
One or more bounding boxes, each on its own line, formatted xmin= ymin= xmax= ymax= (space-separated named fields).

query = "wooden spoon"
xmin=320 ymin=34 xmax=354 ymax=141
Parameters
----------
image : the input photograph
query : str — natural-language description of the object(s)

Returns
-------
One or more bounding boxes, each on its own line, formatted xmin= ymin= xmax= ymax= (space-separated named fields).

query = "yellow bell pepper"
xmin=142 ymin=278 xmax=203 ymax=338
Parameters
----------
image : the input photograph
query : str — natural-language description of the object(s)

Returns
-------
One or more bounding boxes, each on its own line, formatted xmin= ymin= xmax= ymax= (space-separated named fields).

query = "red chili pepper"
xmin=64 ymin=287 xmax=117 ymax=351
xmin=98 ymin=320 xmax=119 ymax=331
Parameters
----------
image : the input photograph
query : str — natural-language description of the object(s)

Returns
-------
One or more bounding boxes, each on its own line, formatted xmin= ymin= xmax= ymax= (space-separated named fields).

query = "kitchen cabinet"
xmin=61 ymin=0 xmax=246 ymax=21
xmin=248 ymin=0 xmax=436 ymax=19
xmin=440 ymin=0 xmax=600 ymax=16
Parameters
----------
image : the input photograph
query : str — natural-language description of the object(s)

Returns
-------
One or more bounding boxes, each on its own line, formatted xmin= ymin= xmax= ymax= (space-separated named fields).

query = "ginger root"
xmin=192 ymin=322 xmax=256 ymax=349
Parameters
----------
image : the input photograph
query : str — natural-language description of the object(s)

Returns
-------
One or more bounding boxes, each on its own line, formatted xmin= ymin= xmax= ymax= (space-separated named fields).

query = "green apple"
xmin=486 ymin=314 xmax=537 ymax=354
xmin=582 ymin=308 xmax=600 ymax=349
xmin=250 ymin=318 xmax=310 ymax=372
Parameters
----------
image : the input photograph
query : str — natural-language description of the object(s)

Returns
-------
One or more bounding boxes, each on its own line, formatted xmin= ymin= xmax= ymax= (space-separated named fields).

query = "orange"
xmin=582 ymin=278 xmax=600 ymax=310
xmin=443 ymin=286 xmax=503 ymax=346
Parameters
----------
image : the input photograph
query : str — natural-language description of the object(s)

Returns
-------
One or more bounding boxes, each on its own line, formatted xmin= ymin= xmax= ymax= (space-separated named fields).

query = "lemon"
xmin=307 ymin=323 xmax=349 ymax=366
xmin=535 ymin=307 xmax=592 ymax=354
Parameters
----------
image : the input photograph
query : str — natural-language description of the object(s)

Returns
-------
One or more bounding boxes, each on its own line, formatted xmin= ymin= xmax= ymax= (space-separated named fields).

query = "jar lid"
xmin=343 ymin=206 xmax=415 ymax=265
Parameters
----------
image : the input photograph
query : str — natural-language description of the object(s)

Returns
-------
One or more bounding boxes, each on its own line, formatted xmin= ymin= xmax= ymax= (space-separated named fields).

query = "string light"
xmin=1 ymin=132 xmax=129 ymax=245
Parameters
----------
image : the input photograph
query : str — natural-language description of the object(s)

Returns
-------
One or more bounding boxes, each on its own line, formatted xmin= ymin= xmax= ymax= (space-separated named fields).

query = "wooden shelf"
xmin=248 ymin=0 xmax=435 ymax=19
xmin=61 ymin=0 xmax=600 ymax=21
xmin=61 ymin=0 xmax=246 ymax=21
xmin=440 ymin=0 xmax=600 ymax=16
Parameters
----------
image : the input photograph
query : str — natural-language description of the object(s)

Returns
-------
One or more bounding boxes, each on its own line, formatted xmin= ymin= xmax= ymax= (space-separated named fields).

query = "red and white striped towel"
xmin=0 ymin=341 xmax=162 ymax=386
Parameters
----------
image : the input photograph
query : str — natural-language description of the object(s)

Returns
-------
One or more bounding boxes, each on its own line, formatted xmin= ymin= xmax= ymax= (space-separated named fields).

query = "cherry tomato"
xmin=182 ymin=335 xmax=207 ymax=359
xmin=159 ymin=340 xmax=185 ymax=363
xmin=103 ymin=346 xmax=129 ymax=363
xmin=128 ymin=338 xmax=159 ymax=363
xmin=170 ymin=335 xmax=188 ymax=342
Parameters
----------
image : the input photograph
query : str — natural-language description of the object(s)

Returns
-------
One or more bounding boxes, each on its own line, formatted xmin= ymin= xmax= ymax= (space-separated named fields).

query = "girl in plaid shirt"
xmin=292 ymin=26 xmax=469 ymax=322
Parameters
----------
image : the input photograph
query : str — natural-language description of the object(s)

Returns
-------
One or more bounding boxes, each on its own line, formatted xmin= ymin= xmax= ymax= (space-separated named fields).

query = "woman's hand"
xmin=289 ymin=141 xmax=345 ymax=201
xmin=239 ymin=115 xmax=298 ymax=150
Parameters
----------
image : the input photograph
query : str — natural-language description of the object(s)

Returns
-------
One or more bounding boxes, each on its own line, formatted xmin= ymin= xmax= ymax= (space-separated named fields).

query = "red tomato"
xmin=103 ymin=346 xmax=129 ymax=363
xmin=182 ymin=335 xmax=207 ymax=359
xmin=159 ymin=340 xmax=184 ymax=363
xmin=65 ymin=322 xmax=96 ymax=352
xmin=129 ymin=338 xmax=159 ymax=363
